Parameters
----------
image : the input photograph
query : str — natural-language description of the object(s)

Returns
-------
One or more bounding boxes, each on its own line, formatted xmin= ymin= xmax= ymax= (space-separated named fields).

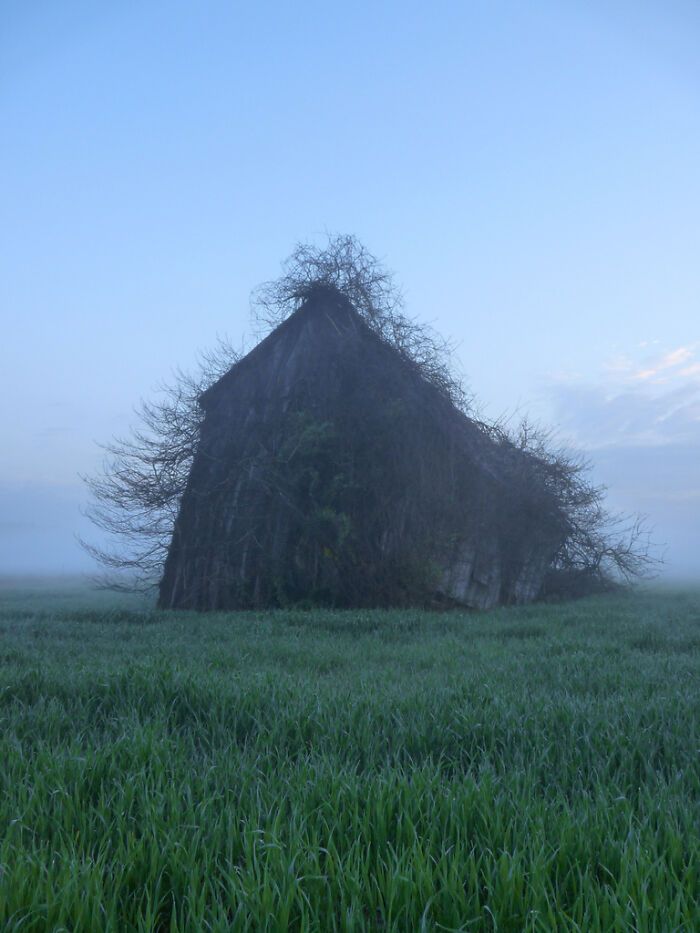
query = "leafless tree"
xmin=494 ymin=418 xmax=659 ymax=595
xmin=82 ymin=237 xmax=657 ymax=599
xmin=253 ymin=234 xmax=471 ymax=410
xmin=80 ymin=338 xmax=239 ymax=590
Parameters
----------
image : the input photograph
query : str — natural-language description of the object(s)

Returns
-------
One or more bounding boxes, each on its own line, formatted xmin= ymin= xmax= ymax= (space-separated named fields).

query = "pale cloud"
xmin=546 ymin=342 xmax=700 ymax=449
xmin=548 ymin=380 xmax=700 ymax=449
xmin=541 ymin=342 xmax=700 ymax=577
xmin=601 ymin=344 xmax=699 ymax=386
xmin=633 ymin=368 xmax=658 ymax=381
xmin=630 ymin=344 xmax=698 ymax=383
xmin=658 ymin=346 xmax=693 ymax=368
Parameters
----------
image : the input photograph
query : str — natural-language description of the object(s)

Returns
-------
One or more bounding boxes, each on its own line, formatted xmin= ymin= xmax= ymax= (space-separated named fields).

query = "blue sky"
xmin=1 ymin=0 xmax=699 ymax=576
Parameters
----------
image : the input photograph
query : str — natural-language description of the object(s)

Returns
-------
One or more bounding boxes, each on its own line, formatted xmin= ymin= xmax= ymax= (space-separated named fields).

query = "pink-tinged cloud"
xmin=632 ymin=344 xmax=699 ymax=382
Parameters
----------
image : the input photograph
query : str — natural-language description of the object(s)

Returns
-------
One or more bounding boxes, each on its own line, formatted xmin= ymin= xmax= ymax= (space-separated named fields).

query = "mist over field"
xmin=1 ymin=426 xmax=698 ymax=583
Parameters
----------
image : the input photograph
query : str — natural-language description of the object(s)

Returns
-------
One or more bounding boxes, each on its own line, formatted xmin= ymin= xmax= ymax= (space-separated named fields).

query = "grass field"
xmin=0 ymin=582 xmax=698 ymax=931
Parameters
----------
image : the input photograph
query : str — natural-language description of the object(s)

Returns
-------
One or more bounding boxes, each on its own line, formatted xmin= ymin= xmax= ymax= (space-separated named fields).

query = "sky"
xmin=1 ymin=0 xmax=699 ymax=578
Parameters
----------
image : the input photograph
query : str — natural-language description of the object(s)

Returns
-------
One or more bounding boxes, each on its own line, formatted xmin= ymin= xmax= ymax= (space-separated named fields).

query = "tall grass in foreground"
xmin=0 ymin=588 xmax=698 ymax=931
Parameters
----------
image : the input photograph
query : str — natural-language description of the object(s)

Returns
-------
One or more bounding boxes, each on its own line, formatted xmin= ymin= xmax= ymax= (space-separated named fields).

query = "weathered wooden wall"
xmin=158 ymin=292 xmax=564 ymax=610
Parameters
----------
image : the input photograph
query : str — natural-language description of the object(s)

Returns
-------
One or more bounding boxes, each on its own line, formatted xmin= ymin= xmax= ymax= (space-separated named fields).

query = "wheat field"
xmin=0 ymin=583 xmax=698 ymax=931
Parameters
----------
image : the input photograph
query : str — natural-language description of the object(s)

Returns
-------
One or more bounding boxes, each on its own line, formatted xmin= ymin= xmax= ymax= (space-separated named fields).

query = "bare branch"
xmin=80 ymin=336 xmax=240 ymax=590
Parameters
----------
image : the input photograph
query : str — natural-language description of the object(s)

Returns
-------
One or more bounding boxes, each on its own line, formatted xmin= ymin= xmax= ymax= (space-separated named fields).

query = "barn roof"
xmin=198 ymin=285 xmax=514 ymax=481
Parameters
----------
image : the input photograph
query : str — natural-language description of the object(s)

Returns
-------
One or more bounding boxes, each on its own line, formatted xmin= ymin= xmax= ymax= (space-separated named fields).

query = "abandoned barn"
xmin=157 ymin=283 xmax=568 ymax=611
